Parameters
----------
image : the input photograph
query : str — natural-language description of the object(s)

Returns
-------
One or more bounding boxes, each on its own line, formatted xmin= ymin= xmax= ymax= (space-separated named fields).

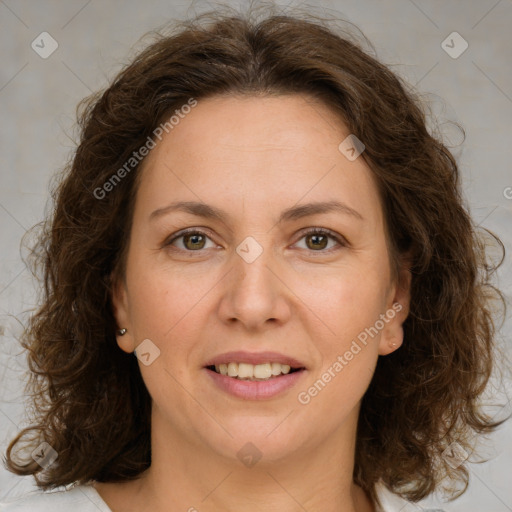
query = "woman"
xmin=1 ymin=3 xmax=507 ymax=511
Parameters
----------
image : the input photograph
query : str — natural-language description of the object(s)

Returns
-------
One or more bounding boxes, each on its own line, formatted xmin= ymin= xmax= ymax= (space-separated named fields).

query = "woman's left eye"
xmin=294 ymin=228 xmax=346 ymax=252
xmin=164 ymin=228 xmax=346 ymax=253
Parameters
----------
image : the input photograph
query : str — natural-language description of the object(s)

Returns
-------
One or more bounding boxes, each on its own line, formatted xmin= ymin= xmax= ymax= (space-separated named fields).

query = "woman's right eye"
xmin=164 ymin=229 xmax=217 ymax=252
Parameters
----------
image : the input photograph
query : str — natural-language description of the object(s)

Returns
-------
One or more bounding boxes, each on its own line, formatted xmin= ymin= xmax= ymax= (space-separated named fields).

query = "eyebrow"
xmin=149 ymin=200 xmax=364 ymax=224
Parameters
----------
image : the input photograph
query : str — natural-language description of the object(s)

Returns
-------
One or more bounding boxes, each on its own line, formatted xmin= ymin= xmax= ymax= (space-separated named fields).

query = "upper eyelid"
xmin=165 ymin=226 xmax=218 ymax=244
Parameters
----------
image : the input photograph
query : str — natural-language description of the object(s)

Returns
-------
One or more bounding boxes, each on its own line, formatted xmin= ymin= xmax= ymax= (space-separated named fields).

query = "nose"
xmin=217 ymin=240 xmax=292 ymax=331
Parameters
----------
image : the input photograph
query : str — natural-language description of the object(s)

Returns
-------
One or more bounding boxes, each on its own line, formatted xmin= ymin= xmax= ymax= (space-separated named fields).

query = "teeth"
xmin=215 ymin=362 xmax=295 ymax=380
xmin=254 ymin=363 xmax=272 ymax=379
xmin=238 ymin=363 xmax=253 ymax=379
xmin=271 ymin=362 xmax=282 ymax=376
xmin=227 ymin=362 xmax=238 ymax=377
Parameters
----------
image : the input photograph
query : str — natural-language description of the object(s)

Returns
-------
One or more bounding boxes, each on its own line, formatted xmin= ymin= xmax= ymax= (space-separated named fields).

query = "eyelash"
xmin=164 ymin=227 xmax=347 ymax=255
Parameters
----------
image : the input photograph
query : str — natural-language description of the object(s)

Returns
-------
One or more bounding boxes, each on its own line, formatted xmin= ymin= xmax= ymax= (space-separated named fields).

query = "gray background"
xmin=0 ymin=0 xmax=511 ymax=510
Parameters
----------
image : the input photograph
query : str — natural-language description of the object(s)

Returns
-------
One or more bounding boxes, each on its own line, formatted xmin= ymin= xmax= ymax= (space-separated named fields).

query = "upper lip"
xmin=204 ymin=351 xmax=306 ymax=369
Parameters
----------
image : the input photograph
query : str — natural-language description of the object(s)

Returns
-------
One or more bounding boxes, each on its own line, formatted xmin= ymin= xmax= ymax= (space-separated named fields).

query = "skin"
xmin=94 ymin=94 xmax=411 ymax=512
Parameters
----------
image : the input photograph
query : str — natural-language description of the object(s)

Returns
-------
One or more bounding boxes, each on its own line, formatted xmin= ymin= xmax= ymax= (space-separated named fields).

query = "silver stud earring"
xmin=117 ymin=328 xmax=127 ymax=336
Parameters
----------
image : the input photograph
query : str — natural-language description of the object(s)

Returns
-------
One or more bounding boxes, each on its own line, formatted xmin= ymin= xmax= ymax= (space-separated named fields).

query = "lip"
xmin=203 ymin=350 xmax=306 ymax=369
xmin=205 ymin=367 xmax=306 ymax=400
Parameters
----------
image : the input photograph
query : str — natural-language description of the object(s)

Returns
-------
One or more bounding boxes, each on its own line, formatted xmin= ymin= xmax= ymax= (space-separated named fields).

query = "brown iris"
xmin=183 ymin=233 xmax=206 ymax=250
xmin=306 ymin=233 xmax=328 ymax=250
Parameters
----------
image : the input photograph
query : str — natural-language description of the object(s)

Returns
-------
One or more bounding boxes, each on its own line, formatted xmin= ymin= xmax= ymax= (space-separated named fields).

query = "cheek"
xmin=295 ymin=316 xmax=378 ymax=436
xmin=293 ymin=259 xmax=389 ymax=342
xmin=296 ymin=273 xmax=383 ymax=418
xmin=125 ymin=254 xmax=196 ymax=335
xmin=126 ymin=253 xmax=223 ymax=366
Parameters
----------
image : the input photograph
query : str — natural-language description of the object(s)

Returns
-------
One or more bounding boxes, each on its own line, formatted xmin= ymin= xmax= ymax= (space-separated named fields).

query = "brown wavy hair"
xmin=3 ymin=2 xmax=508 ymax=508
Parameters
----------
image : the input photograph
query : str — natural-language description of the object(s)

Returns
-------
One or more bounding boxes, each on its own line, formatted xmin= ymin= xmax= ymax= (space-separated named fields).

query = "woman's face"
xmin=112 ymin=94 xmax=410 ymax=465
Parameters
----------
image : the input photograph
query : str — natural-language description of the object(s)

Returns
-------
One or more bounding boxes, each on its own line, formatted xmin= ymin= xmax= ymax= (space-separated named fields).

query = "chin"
xmin=199 ymin=416 xmax=309 ymax=464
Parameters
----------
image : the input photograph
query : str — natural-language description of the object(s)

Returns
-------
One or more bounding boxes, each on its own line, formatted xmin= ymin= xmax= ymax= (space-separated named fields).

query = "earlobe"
xmin=378 ymin=258 xmax=412 ymax=356
xmin=378 ymin=305 xmax=405 ymax=356
xmin=110 ymin=270 xmax=134 ymax=354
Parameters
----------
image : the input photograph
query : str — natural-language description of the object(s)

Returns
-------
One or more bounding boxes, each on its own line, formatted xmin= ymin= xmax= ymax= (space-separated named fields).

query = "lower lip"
xmin=205 ymin=368 xmax=306 ymax=400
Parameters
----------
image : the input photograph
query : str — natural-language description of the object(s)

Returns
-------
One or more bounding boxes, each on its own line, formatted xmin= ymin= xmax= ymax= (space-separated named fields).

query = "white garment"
xmin=0 ymin=482 xmax=445 ymax=511
xmin=0 ymin=485 xmax=110 ymax=511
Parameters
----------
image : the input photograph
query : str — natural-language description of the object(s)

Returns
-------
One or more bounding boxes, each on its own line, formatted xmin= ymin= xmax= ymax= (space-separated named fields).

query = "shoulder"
xmin=0 ymin=484 xmax=111 ymax=512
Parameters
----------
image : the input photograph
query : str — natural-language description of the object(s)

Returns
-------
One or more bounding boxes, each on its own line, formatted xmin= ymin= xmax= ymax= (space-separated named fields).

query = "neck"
xmin=118 ymin=407 xmax=376 ymax=512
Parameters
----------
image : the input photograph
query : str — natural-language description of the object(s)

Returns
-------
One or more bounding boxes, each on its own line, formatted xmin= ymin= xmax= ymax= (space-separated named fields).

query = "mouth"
xmin=205 ymin=362 xmax=305 ymax=381
xmin=203 ymin=352 xmax=307 ymax=399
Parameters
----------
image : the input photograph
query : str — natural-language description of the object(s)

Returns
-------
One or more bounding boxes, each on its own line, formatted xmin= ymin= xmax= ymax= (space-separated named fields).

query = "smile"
xmin=207 ymin=362 xmax=303 ymax=381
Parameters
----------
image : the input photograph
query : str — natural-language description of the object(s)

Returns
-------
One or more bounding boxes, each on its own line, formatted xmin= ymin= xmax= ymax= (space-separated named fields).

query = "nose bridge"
xmin=220 ymin=234 xmax=289 ymax=328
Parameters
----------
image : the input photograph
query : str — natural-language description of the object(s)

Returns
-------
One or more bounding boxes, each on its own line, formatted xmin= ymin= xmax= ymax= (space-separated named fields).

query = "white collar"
xmin=375 ymin=481 xmax=446 ymax=512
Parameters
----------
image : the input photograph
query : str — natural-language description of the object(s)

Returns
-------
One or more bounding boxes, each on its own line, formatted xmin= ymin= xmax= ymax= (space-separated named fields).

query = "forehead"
xmin=150 ymin=93 xmax=346 ymax=159
xmin=135 ymin=94 xmax=383 ymax=229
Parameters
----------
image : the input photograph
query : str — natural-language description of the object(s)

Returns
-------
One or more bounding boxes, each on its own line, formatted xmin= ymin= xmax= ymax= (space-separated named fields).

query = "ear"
xmin=378 ymin=252 xmax=412 ymax=356
xmin=110 ymin=269 xmax=135 ymax=354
